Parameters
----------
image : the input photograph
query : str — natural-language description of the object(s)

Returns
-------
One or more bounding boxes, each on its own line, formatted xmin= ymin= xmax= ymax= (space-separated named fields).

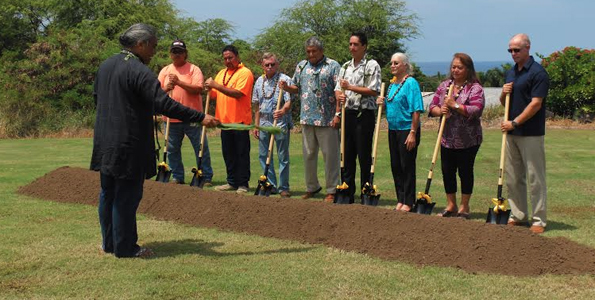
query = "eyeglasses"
xmin=507 ymin=48 xmax=522 ymax=53
xmin=264 ymin=63 xmax=276 ymax=68
xmin=390 ymin=61 xmax=400 ymax=66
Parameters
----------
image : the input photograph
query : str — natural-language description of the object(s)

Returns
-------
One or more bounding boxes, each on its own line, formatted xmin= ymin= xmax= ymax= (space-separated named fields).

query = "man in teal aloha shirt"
xmin=281 ymin=36 xmax=341 ymax=203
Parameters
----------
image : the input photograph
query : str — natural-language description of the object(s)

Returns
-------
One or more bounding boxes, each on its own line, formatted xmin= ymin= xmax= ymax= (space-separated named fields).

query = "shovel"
xmin=334 ymin=93 xmax=350 ymax=204
xmin=362 ymin=83 xmax=386 ymax=206
xmin=190 ymin=93 xmax=211 ymax=188
xmin=156 ymin=117 xmax=172 ymax=183
xmin=413 ymin=84 xmax=454 ymax=214
xmin=255 ymin=89 xmax=284 ymax=196
xmin=487 ymin=93 xmax=512 ymax=224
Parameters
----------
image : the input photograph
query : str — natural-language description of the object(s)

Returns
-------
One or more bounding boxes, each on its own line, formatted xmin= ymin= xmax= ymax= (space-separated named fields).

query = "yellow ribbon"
xmin=259 ymin=175 xmax=267 ymax=181
xmin=336 ymin=182 xmax=349 ymax=190
xmin=417 ymin=192 xmax=433 ymax=203
xmin=158 ymin=162 xmax=170 ymax=171
xmin=491 ymin=198 xmax=509 ymax=213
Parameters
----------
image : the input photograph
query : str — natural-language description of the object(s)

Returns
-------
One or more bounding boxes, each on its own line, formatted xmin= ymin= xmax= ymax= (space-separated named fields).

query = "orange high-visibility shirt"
xmin=210 ymin=64 xmax=254 ymax=124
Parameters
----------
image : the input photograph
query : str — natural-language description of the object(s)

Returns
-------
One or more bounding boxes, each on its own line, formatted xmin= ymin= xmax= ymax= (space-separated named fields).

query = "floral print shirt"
xmin=429 ymin=79 xmax=485 ymax=149
xmin=334 ymin=57 xmax=381 ymax=110
xmin=292 ymin=56 xmax=341 ymax=126
xmin=252 ymin=72 xmax=293 ymax=129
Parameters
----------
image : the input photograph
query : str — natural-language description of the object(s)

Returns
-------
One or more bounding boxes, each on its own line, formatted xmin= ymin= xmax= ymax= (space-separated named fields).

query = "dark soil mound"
xmin=18 ymin=166 xmax=595 ymax=276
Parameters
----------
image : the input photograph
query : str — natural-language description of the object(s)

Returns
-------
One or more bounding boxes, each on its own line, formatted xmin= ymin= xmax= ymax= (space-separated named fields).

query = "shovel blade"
xmin=412 ymin=200 xmax=436 ymax=215
xmin=259 ymin=186 xmax=273 ymax=197
xmin=486 ymin=209 xmax=511 ymax=225
xmin=334 ymin=190 xmax=351 ymax=204
xmin=156 ymin=169 xmax=171 ymax=183
xmin=189 ymin=168 xmax=205 ymax=188
xmin=189 ymin=174 xmax=205 ymax=188
xmin=362 ymin=194 xmax=380 ymax=206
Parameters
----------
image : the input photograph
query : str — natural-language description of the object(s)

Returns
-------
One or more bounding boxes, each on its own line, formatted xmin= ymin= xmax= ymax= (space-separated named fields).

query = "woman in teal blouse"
xmin=376 ymin=52 xmax=424 ymax=212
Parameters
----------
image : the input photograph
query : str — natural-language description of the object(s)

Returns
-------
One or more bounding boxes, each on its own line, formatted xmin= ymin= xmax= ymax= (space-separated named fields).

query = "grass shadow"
xmin=144 ymin=239 xmax=316 ymax=258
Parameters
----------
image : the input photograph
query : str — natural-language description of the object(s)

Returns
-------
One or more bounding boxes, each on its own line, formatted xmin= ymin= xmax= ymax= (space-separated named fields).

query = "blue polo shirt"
xmin=504 ymin=56 xmax=550 ymax=136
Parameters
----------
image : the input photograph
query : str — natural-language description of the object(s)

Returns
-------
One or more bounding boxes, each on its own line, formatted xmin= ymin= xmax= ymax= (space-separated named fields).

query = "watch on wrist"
xmin=511 ymin=120 xmax=518 ymax=128
xmin=335 ymin=112 xmax=341 ymax=118
xmin=454 ymin=103 xmax=460 ymax=109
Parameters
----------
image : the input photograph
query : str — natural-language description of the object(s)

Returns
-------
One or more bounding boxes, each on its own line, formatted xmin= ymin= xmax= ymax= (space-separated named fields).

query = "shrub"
xmin=539 ymin=47 xmax=595 ymax=119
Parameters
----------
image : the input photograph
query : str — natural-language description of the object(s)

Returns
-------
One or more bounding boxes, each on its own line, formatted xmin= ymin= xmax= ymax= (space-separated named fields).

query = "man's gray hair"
xmin=305 ymin=36 xmax=323 ymax=50
xmin=391 ymin=52 xmax=412 ymax=74
xmin=262 ymin=52 xmax=278 ymax=62
xmin=119 ymin=23 xmax=157 ymax=48
xmin=512 ymin=33 xmax=531 ymax=48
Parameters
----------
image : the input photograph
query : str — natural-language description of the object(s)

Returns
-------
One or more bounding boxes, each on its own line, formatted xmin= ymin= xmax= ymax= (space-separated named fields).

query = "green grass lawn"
xmin=1 ymin=128 xmax=595 ymax=299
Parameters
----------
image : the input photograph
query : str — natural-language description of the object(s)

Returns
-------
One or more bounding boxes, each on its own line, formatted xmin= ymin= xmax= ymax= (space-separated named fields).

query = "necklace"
xmin=223 ymin=67 xmax=238 ymax=87
xmin=452 ymin=80 xmax=467 ymax=100
xmin=387 ymin=75 xmax=410 ymax=102
xmin=261 ymin=73 xmax=279 ymax=99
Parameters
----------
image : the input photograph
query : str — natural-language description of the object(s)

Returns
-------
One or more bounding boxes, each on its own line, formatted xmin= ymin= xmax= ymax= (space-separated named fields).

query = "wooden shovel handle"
xmin=427 ymin=84 xmax=454 ymax=180
xmin=370 ymin=82 xmax=386 ymax=174
xmin=198 ymin=93 xmax=210 ymax=158
xmin=265 ymin=86 xmax=285 ymax=165
xmin=498 ymin=93 xmax=511 ymax=186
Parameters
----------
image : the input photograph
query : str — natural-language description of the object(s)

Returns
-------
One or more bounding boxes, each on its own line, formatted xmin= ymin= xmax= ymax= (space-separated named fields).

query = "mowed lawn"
xmin=1 ymin=128 xmax=594 ymax=299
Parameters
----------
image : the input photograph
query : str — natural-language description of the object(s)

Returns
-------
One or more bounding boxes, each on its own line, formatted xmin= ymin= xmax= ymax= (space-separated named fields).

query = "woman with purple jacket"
xmin=429 ymin=53 xmax=485 ymax=219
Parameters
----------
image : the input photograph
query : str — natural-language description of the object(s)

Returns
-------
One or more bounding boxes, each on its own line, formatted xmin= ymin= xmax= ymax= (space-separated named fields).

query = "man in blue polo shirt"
xmin=500 ymin=33 xmax=550 ymax=234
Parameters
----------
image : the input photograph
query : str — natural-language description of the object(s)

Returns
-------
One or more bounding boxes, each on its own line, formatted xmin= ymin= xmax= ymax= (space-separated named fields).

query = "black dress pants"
xmin=221 ymin=129 xmax=251 ymax=188
xmin=388 ymin=128 xmax=420 ymax=206
xmin=343 ymin=109 xmax=375 ymax=203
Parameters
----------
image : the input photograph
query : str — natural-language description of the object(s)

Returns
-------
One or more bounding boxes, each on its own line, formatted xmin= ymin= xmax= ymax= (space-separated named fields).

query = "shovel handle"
xmin=265 ymin=87 xmax=285 ymax=166
xmin=370 ymin=82 xmax=386 ymax=174
xmin=498 ymin=93 xmax=511 ymax=186
xmin=427 ymin=84 xmax=454 ymax=180
xmin=198 ymin=93 xmax=210 ymax=158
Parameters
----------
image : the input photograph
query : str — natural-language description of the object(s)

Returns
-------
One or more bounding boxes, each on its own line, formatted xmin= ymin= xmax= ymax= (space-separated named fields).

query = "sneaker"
xmin=323 ymin=193 xmax=335 ymax=203
xmin=215 ymin=184 xmax=235 ymax=191
xmin=134 ymin=247 xmax=154 ymax=258
xmin=236 ymin=186 xmax=249 ymax=194
xmin=279 ymin=190 xmax=291 ymax=198
xmin=301 ymin=187 xmax=322 ymax=199
xmin=203 ymin=181 xmax=213 ymax=187
xmin=529 ymin=225 xmax=545 ymax=234
xmin=507 ymin=219 xmax=529 ymax=227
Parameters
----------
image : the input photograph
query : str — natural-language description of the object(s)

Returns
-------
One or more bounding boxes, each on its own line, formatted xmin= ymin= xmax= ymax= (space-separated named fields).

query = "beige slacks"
xmin=301 ymin=125 xmax=340 ymax=194
xmin=505 ymin=134 xmax=547 ymax=227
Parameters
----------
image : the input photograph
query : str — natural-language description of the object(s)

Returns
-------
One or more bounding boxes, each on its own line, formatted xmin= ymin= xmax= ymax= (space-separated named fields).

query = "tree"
xmin=539 ymin=47 xmax=595 ymax=119
xmin=253 ymin=0 xmax=418 ymax=75
xmin=477 ymin=63 xmax=512 ymax=87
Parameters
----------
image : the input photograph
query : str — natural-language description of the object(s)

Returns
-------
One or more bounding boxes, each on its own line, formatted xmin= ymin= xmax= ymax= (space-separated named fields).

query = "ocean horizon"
xmin=416 ymin=61 xmax=510 ymax=76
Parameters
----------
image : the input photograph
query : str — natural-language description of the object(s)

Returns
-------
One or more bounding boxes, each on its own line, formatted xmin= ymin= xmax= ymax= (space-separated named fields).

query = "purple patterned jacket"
xmin=429 ymin=80 xmax=485 ymax=149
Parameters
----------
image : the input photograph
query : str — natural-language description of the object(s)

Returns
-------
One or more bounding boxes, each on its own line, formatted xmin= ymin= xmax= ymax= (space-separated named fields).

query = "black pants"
xmin=441 ymin=145 xmax=480 ymax=194
xmin=98 ymin=173 xmax=144 ymax=257
xmin=343 ymin=109 xmax=375 ymax=202
xmin=388 ymin=129 xmax=420 ymax=206
xmin=221 ymin=129 xmax=251 ymax=188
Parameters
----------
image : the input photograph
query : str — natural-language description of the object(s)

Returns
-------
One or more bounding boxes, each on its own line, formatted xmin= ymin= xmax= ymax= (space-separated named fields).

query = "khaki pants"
xmin=505 ymin=135 xmax=547 ymax=227
xmin=302 ymin=125 xmax=340 ymax=194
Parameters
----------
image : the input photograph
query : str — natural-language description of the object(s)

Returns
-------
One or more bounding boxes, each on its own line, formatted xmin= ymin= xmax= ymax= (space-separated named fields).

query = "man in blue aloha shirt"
xmin=252 ymin=52 xmax=293 ymax=198
xmin=281 ymin=36 xmax=341 ymax=203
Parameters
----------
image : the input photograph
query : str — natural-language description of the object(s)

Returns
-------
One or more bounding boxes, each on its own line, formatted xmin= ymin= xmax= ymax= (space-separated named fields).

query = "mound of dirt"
xmin=18 ymin=166 xmax=595 ymax=276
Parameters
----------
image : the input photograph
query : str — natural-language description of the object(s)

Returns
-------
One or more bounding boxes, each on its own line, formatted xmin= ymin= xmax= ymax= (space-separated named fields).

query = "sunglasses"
xmin=171 ymin=49 xmax=185 ymax=54
xmin=264 ymin=63 xmax=276 ymax=68
xmin=507 ymin=48 xmax=522 ymax=53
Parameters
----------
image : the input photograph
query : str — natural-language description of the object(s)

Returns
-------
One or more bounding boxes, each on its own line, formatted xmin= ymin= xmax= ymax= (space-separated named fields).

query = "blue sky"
xmin=173 ymin=0 xmax=594 ymax=62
